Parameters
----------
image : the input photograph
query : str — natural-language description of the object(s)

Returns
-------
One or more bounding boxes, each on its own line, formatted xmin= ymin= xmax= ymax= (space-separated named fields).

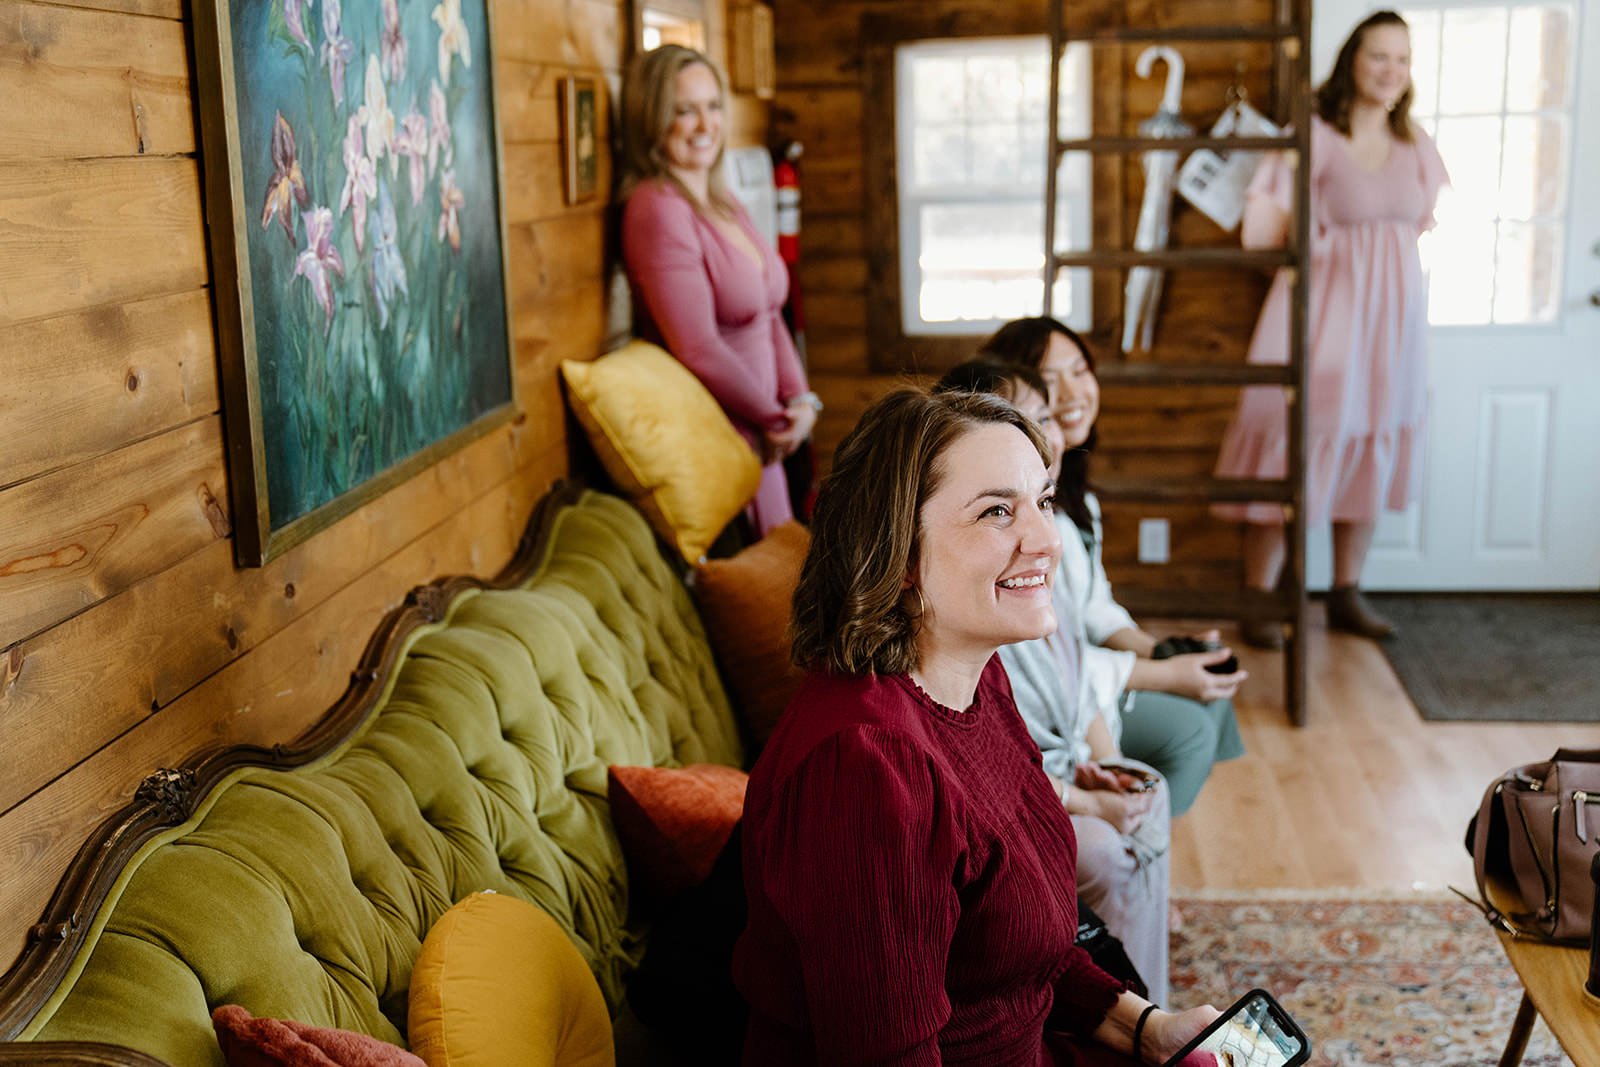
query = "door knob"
xmin=1592 ymin=290 xmax=1600 ymax=308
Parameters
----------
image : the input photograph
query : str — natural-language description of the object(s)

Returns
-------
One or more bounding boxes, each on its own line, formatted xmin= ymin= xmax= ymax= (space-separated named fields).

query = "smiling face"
xmin=911 ymin=423 xmax=1061 ymax=665
xmin=1038 ymin=331 xmax=1100 ymax=450
xmin=661 ymin=62 xmax=723 ymax=177
xmin=1006 ymin=379 xmax=1066 ymax=482
xmin=1352 ymin=23 xmax=1411 ymax=109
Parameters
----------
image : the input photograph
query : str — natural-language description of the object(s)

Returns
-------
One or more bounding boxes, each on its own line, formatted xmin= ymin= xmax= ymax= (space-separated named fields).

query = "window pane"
xmin=968 ymin=123 xmax=1033 ymax=186
xmin=920 ymin=202 xmax=1044 ymax=271
xmin=913 ymin=125 xmax=969 ymax=187
xmin=1499 ymin=115 xmax=1566 ymax=219
xmin=1493 ymin=221 xmax=1562 ymax=322
xmin=1437 ymin=8 xmax=1508 ymax=114
xmin=1435 ymin=116 xmax=1504 ymax=218
xmin=1426 ymin=215 xmax=1496 ymax=325
xmin=1505 ymin=5 xmax=1572 ymax=112
xmin=913 ymin=56 xmax=967 ymax=124
xmin=1404 ymin=9 xmax=1442 ymax=116
xmin=966 ymin=55 xmax=1026 ymax=121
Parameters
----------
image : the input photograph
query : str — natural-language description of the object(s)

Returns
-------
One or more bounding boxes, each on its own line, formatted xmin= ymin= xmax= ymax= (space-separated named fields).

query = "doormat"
xmin=1169 ymin=890 xmax=1569 ymax=1066
xmin=1363 ymin=594 xmax=1600 ymax=722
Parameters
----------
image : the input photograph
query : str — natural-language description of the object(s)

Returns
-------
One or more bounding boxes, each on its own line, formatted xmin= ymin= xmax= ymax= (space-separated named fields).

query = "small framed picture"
xmin=560 ymin=76 xmax=599 ymax=204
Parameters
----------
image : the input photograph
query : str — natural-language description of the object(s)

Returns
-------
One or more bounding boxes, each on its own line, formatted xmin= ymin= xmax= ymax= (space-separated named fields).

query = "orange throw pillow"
xmin=691 ymin=521 xmax=809 ymax=751
xmin=607 ymin=764 xmax=747 ymax=901
xmin=211 ymin=1005 xmax=424 ymax=1067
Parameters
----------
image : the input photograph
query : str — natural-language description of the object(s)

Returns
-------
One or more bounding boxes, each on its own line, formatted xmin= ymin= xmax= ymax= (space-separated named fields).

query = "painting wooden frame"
xmin=192 ymin=0 xmax=517 ymax=566
xmin=560 ymin=76 xmax=599 ymax=205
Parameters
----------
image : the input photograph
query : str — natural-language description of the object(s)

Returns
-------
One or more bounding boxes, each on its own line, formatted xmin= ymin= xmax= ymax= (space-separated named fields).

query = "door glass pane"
xmin=1505 ymin=5 xmax=1571 ymax=111
xmin=1493 ymin=221 xmax=1563 ymax=322
xmin=1499 ymin=115 xmax=1567 ymax=219
xmin=1426 ymin=217 xmax=1496 ymax=325
xmin=1437 ymin=8 xmax=1508 ymax=114
xmin=1406 ymin=9 xmax=1442 ymax=115
xmin=1434 ymin=116 xmax=1504 ymax=215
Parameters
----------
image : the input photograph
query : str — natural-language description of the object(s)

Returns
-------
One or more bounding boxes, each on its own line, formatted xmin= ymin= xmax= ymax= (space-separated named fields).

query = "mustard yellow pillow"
xmin=561 ymin=342 xmax=761 ymax=563
xmin=409 ymin=892 xmax=613 ymax=1067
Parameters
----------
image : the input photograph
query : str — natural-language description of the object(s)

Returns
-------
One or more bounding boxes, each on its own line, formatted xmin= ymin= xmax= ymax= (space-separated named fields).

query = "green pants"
xmin=1119 ymin=692 xmax=1244 ymax=817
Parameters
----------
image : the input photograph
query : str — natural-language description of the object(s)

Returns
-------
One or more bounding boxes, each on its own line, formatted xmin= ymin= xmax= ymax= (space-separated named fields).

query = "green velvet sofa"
xmin=0 ymin=487 xmax=746 ymax=1065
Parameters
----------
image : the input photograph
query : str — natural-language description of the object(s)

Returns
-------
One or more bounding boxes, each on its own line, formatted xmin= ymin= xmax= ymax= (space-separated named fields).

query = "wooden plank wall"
xmin=0 ymin=0 xmax=766 ymax=966
xmin=774 ymin=0 xmax=1279 ymax=595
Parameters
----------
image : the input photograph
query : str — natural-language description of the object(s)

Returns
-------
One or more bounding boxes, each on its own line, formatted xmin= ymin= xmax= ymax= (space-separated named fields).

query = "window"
xmin=894 ymin=37 xmax=1092 ymax=336
xmin=1404 ymin=3 xmax=1575 ymax=325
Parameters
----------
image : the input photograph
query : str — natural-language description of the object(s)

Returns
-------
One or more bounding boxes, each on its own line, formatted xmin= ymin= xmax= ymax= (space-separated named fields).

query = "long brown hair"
xmin=1315 ymin=10 xmax=1415 ymax=141
xmin=790 ymin=389 xmax=1050 ymax=677
xmin=619 ymin=44 xmax=733 ymax=210
xmin=979 ymin=316 xmax=1097 ymax=539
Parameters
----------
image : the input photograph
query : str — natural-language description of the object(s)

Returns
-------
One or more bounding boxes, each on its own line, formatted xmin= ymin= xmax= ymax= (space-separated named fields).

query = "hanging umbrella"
xmin=1121 ymin=46 xmax=1193 ymax=354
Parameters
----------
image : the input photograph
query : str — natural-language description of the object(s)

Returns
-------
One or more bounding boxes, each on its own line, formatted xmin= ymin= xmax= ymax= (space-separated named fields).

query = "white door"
xmin=1307 ymin=0 xmax=1600 ymax=591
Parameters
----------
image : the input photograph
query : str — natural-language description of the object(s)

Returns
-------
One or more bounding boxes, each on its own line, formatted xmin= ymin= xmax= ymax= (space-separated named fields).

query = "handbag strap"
xmin=1554 ymin=747 xmax=1600 ymax=762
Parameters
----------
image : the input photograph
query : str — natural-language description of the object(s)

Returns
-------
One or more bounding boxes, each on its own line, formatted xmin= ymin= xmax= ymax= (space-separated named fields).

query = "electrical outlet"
xmin=1137 ymin=518 xmax=1170 ymax=564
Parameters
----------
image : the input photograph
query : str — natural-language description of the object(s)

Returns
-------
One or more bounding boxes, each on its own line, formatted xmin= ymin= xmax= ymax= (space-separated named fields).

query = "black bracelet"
xmin=1132 ymin=1003 xmax=1158 ymax=1064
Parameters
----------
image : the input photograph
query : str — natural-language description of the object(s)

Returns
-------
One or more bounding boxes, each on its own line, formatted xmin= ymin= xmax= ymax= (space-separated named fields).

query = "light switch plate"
xmin=1137 ymin=518 xmax=1170 ymax=564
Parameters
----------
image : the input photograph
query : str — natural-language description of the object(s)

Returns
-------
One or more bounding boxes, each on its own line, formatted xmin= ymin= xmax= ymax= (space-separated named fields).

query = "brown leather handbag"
xmin=1464 ymin=747 xmax=1600 ymax=944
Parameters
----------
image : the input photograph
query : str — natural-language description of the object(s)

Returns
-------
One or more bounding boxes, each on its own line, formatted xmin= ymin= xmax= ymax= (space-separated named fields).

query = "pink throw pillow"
xmin=211 ymin=1004 xmax=425 ymax=1067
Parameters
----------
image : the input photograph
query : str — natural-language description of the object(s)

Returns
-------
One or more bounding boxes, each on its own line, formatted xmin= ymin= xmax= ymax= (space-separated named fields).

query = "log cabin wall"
xmin=0 ymin=0 xmax=767 ymax=966
xmin=774 ymin=0 xmax=1279 ymax=594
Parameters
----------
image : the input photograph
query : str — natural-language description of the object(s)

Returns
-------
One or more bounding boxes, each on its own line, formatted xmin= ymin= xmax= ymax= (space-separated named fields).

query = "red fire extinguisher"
xmin=774 ymin=140 xmax=805 ymax=363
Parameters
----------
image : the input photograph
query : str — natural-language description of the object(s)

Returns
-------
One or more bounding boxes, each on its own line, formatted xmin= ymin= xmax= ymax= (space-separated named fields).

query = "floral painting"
xmin=197 ymin=0 xmax=513 ymax=563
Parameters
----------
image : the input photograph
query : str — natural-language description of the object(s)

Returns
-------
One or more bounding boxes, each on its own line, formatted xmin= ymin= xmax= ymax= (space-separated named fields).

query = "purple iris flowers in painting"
xmin=427 ymin=80 xmax=452 ymax=176
xmin=395 ymin=111 xmax=429 ymax=205
xmin=294 ymin=207 xmax=346 ymax=334
xmin=368 ymin=182 xmax=409 ymax=328
xmin=339 ymin=113 xmax=377 ymax=251
xmin=381 ymin=0 xmax=407 ymax=83
xmin=437 ymin=169 xmax=464 ymax=253
xmin=261 ymin=111 xmax=310 ymax=244
xmin=430 ymin=0 xmax=471 ymax=87
xmin=320 ymin=0 xmax=354 ymax=105
xmin=283 ymin=0 xmax=310 ymax=48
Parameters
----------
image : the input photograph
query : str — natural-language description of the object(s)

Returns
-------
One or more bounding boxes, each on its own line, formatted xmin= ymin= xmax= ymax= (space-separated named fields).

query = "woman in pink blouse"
xmin=620 ymin=45 xmax=819 ymax=535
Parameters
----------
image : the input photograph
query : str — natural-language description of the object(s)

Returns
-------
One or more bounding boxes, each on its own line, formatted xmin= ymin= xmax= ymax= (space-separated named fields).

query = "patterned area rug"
xmin=1169 ymin=891 xmax=1570 ymax=1066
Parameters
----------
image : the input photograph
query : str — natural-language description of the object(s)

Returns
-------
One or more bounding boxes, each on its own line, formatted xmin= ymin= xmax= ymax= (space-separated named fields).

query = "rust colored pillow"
xmin=211 ymin=1005 xmax=424 ymax=1067
xmin=608 ymin=763 xmax=747 ymax=901
xmin=691 ymin=521 xmax=809 ymax=751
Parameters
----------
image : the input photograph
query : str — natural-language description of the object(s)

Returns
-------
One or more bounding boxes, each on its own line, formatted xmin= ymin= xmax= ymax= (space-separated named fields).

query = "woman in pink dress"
xmin=1214 ymin=10 xmax=1448 ymax=647
xmin=620 ymin=45 xmax=819 ymax=536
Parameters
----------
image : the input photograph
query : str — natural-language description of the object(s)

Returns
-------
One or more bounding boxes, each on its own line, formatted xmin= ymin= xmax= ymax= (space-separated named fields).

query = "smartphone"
xmin=1098 ymin=761 xmax=1160 ymax=793
xmin=1162 ymin=989 xmax=1310 ymax=1067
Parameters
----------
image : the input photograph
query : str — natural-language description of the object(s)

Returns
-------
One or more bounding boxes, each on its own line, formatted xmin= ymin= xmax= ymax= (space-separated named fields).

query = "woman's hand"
xmin=762 ymin=401 xmax=817 ymax=463
xmin=1132 ymin=649 xmax=1247 ymax=703
xmin=1073 ymin=782 xmax=1155 ymax=835
xmin=1140 ymin=1004 xmax=1223 ymax=1065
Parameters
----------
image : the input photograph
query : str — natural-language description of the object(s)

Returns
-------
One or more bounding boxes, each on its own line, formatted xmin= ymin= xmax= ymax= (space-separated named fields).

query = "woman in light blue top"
xmin=975 ymin=318 xmax=1247 ymax=817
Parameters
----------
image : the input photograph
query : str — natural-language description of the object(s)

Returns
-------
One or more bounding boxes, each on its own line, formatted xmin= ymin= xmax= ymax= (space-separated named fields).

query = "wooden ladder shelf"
xmin=1044 ymin=0 xmax=1314 ymax=724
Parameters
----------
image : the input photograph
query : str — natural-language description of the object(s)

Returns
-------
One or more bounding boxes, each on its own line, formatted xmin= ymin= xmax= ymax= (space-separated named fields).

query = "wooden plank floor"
xmin=1167 ymin=611 xmax=1600 ymax=893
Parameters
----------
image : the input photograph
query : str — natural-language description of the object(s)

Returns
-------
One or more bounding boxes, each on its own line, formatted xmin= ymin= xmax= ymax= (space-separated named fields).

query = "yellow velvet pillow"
xmin=409 ymin=892 xmax=613 ymax=1067
xmin=561 ymin=342 xmax=761 ymax=563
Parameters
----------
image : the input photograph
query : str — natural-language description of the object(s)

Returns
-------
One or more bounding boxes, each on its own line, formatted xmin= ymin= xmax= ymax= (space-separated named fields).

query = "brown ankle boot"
xmin=1239 ymin=618 xmax=1285 ymax=650
xmin=1325 ymin=585 xmax=1395 ymax=639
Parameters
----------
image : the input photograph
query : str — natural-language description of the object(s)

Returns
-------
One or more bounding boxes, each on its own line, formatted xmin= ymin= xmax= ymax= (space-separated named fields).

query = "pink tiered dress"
xmin=1214 ymin=116 xmax=1449 ymax=524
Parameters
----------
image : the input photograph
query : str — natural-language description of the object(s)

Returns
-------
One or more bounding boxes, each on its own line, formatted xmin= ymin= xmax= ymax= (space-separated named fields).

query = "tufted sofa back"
xmin=17 ymin=491 xmax=744 ymax=1065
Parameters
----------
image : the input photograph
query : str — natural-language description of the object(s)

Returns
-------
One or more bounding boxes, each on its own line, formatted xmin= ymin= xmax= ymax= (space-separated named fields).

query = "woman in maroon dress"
xmin=619 ymin=45 xmax=819 ymax=535
xmin=733 ymin=388 xmax=1219 ymax=1065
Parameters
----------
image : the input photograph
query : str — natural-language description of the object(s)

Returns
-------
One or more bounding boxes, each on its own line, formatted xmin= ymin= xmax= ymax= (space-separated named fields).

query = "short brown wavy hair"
xmin=790 ymin=388 xmax=1050 ymax=677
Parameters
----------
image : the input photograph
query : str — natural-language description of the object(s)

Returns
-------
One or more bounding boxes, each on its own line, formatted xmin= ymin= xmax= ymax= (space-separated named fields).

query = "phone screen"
xmin=1164 ymin=990 xmax=1308 ymax=1067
